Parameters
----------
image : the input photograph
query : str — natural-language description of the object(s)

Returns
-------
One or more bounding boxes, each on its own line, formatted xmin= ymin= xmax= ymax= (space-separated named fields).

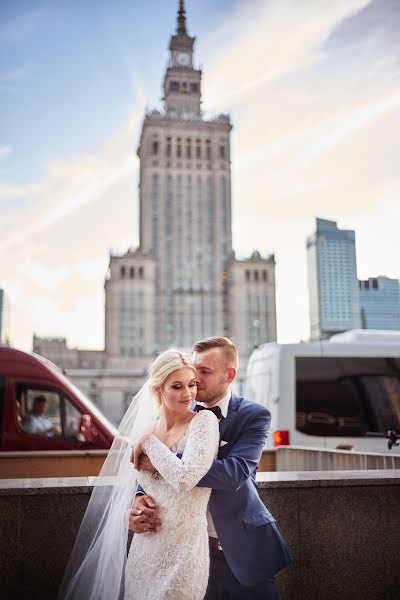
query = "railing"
xmin=266 ymin=445 xmax=400 ymax=472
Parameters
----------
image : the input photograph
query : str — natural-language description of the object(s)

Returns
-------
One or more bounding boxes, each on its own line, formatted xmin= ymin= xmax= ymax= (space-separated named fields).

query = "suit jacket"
xmin=197 ymin=393 xmax=292 ymax=586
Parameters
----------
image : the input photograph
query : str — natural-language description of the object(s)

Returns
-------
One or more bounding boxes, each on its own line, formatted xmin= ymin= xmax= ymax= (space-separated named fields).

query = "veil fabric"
xmin=57 ymin=380 xmax=159 ymax=600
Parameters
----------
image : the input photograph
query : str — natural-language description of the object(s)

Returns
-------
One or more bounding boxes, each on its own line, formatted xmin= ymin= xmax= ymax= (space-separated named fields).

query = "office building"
xmin=359 ymin=276 xmax=400 ymax=330
xmin=307 ymin=218 xmax=361 ymax=339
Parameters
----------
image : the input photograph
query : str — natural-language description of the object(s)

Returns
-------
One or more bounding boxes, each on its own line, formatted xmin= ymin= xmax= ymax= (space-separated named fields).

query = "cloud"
xmin=292 ymin=89 xmax=400 ymax=167
xmin=205 ymin=0 xmax=400 ymax=343
xmin=203 ymin=0 xmax=372 ymax=108
xmin=0 ymin=95 xmax=145 ymax=349
xmin=0 ymin=102 xmax=144 ymax=254
xmin=0 ymin=146 xmax=12 ymax=159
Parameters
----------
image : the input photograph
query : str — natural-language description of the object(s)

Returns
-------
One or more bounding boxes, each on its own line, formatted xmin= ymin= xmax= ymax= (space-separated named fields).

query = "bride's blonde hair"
xmin=148 ymin=349 xmax=196 ymax=407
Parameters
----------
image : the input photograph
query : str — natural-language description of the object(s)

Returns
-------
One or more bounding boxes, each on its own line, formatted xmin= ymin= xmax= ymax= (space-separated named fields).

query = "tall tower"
xmin=137 ymin=1 xmax=233 ymax=351
xmin=34 ymin=2 xmax=277 ymax=423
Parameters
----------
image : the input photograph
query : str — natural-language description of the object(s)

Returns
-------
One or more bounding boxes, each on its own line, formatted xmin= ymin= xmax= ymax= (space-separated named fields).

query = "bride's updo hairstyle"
xmin=148 ymin=349 xmax=196 ymax=407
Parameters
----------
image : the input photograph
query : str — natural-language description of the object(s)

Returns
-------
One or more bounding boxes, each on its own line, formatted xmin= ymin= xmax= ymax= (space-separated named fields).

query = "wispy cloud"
xmin=293 ymin=89 xmax=400 ymax=166
xmin=204 ymin=0 xmax=372 ymax=107
xmin=0 ymin=146 xmax=12 ymax=159
xmin=0 ymin=63 xmax=34 ymax=92
xmin=0 ymin=94 xmax=145 ymax=348
xmin=0 ymin=102 xmax=144 ymax=254
xmin=204 ymin=0 xmax=400 ymax=342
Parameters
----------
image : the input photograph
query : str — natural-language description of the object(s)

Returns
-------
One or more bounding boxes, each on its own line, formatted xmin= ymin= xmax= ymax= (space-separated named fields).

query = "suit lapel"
xmin=219 ymin=394 xmax=241 ymax=440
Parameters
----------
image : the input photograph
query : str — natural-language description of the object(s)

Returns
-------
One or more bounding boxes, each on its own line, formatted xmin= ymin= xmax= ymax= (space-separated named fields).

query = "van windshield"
xmin=66 ymin=380 xmax=118 ymax=436
xmin=295 ymin=356 xmax=400 ymax=437
xmin=33 ymin=353 xmax=118 ymax=436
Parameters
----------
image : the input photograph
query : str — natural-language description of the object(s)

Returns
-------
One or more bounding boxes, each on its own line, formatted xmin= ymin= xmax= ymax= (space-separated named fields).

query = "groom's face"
xmin=193 ymin=348 xmax=232 ymax=406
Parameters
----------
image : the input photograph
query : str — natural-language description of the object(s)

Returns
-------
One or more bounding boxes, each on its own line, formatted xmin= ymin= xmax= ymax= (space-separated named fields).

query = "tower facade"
xmin=137 ymin=4 xmax=233 ymax=351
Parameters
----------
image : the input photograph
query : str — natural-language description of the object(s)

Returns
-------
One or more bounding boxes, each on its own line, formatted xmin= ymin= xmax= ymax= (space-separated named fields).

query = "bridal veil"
xmin=57 ymin=380 xmax=159 ymax=600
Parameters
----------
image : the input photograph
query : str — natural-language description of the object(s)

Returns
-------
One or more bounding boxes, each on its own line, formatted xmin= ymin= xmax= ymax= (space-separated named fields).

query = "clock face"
xmin=177 ymin=52 xmax=190 ymax=66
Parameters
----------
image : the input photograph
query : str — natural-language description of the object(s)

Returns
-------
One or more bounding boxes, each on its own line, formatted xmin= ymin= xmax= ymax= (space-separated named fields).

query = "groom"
xmin=129 ymin=336 xmax=292 ymax=598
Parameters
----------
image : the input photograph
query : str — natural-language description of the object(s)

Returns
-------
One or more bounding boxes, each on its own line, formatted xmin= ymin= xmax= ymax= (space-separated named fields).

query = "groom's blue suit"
xmin=197 ymin=393 xmax=292 ymax=587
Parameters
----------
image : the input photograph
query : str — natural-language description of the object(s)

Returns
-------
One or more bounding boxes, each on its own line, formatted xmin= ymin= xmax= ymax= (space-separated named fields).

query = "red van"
xmin=0 ymin=346 xmax=116 ymax=451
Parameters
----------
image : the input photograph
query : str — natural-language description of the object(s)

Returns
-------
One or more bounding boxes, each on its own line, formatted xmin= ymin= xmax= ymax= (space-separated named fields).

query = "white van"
xmin=245 ymin=330 xmax=400 ymax=454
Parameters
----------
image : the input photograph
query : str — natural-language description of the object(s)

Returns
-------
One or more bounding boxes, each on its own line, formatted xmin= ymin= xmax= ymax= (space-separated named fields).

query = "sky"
xmin=1 ymin=0 xmax=399 ymax=351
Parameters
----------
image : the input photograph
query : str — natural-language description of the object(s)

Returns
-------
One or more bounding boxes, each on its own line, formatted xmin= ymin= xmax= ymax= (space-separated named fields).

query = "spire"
xmin=177 ymin=0 xmax=187 ymax=35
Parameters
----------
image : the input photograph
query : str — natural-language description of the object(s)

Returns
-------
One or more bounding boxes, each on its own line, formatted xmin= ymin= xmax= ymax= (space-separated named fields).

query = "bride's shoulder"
xmin=190 ymin=409 xmax=218 ymax=428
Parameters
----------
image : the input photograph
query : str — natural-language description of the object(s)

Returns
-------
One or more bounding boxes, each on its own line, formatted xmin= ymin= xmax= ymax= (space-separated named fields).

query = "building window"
xmin=139 ymin=266 xmax=144 ymax=279
xmin=196 ymin=139 xmax=201 ymax=159
xmin=166 ymin=136 xmax=171 ymax=158
xmin=190 ymin=83 xmax=199 ymax=93
xmin=263 ymin=270 xmax=268 ymax=282
xmin=206 ymin=139 xmax=212 ymax=161
xmin=254 ymin=271 xmax=259 ymax=282
xmin=130 ymin=267 xmax=135 ymax=279
xmin=152 ymin=140 xmax=159 ymax=156
xmin=245 ymin=270 xmax=250 ymax=282
xmin=120 ymin=266 xmax=126 ymax=278
xmin=219 ymin=145 xmax=225 ymax=159
xmin=177 ymin=137 xmax=182 ymax=159
xmin=186 ymin=138 xmax=192 ymax=159
xmin=170 ymin=81 xmax=179 ymax=92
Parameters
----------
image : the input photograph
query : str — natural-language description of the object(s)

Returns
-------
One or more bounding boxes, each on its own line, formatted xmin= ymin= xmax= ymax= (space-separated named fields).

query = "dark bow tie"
xmin=196 ymin=404 xmax=223 ymax=420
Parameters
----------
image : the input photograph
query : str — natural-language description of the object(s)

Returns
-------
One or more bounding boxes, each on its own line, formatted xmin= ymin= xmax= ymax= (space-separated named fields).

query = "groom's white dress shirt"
xmin=197 ymin=390 xmax=231 ymax=539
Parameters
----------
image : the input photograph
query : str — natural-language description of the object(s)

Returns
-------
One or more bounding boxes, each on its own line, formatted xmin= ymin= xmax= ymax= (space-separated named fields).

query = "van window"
xmin=17 ymin=386 xmax=62 ymax=437
xmin=295 ymin=357 xmax=400 ymax=437
xmin=64 ymin=395 xmax=82 ymax=438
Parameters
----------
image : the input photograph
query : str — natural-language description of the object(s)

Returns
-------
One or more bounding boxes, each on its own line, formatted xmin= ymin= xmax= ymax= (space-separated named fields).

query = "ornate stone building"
xmin=34 ymin=2 xmax=277 ymax=423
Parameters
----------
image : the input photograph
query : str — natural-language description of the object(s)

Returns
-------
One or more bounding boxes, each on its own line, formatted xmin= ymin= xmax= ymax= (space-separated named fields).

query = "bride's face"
xmin=158 ymin=367 xmax=197 ymax=414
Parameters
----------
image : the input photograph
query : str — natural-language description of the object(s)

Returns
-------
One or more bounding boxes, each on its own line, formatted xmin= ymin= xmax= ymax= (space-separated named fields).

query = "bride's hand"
xmin=132 ymin=433 xmax=152 ymax=470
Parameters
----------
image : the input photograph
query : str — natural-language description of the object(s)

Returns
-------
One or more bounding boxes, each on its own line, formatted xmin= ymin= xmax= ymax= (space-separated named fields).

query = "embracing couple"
xmin=59 ymin=337 xmax=291 ymax=600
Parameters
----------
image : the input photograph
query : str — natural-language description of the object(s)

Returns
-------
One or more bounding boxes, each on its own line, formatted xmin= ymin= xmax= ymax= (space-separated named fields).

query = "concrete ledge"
xmin=1 ymin=471 xmax=399 ymax=600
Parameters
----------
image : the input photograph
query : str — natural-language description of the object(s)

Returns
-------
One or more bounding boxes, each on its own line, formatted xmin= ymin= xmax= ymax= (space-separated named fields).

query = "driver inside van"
xmin=21 ymin=395 xmax=60 ymax=436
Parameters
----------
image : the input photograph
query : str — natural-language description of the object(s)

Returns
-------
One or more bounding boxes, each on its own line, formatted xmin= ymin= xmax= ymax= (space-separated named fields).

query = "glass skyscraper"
xmin=359 ymin=277 xmax=400 ymax=330
xmin=307 ymin=218 xmax=361 ymax=340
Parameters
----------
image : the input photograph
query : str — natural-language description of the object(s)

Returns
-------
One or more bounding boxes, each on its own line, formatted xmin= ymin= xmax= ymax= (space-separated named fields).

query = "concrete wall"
xmin=1 ymin=471 xmax=399 ymax=600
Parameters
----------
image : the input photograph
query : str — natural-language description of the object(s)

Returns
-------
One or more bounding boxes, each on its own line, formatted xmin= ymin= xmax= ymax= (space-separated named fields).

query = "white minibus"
xmin=245 ymin=330 xmax=400 ymax=454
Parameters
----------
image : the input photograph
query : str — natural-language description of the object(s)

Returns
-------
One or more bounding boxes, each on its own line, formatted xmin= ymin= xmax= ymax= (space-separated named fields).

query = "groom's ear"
xmin=226 ymin=367 xmax=236 ymax=384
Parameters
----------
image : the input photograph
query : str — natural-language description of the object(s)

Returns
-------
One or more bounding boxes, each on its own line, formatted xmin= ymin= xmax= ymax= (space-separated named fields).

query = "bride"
xmin=58 ymin=350 xmax=219 ymax=600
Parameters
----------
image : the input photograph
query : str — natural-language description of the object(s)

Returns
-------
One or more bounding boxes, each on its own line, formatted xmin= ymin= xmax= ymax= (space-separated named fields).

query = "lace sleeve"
xmin=141 ymin=411 xmax=219 ymax=493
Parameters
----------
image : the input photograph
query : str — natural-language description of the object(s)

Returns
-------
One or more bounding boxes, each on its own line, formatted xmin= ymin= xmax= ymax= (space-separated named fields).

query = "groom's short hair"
xmin=192 ymin=336 xmax=239 ymax=369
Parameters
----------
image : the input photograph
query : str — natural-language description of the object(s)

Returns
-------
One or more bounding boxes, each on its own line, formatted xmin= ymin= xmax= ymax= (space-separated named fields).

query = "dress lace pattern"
xmin=124 ymin=410 xmax=219 ymax=600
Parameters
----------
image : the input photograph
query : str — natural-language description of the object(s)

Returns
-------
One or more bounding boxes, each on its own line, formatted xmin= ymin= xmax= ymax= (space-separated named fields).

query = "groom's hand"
xmin=128 ymin=495 xmax=161 ymax=533
xmin=138 ymin=455 xmax=157 ymax=473
xmin=132 ymin=434 xmax=151 ymax=470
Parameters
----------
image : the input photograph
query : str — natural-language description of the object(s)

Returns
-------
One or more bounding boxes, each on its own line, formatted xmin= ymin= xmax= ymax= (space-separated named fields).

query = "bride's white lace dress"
xmin=124 ymin=410 xmax=219 ymax=600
